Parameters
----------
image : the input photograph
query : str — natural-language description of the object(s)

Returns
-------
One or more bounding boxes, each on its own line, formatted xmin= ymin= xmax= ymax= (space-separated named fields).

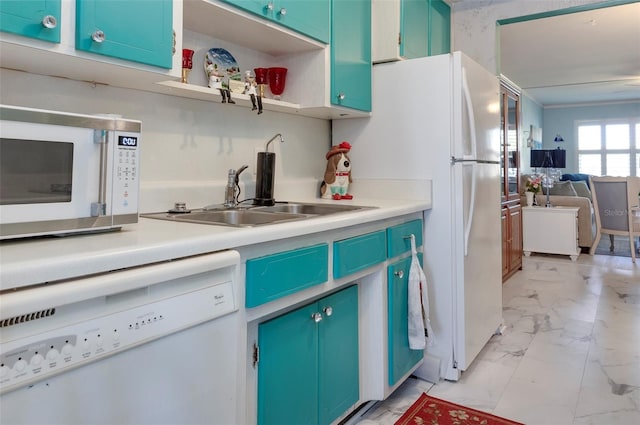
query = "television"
xmin=530 ymin=150 xmax=548 ymax=168
xmin=550 ymin=148 xmax=566 ymax=168
xmin=530 ymin=149 xmax=566 ymax=168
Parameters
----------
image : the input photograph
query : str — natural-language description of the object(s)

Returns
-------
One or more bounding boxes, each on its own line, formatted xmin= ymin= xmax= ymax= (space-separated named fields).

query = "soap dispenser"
xmin=254 ymin=133 xmax=284 ymax=206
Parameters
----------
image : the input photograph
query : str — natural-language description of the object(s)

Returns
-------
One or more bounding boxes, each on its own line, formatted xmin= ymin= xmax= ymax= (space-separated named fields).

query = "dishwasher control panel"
xmin=0 ymin=280 xmax=235 ymax=394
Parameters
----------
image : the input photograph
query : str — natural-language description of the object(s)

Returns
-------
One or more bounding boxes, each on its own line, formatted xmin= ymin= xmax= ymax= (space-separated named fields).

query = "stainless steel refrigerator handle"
xmin=451 ymin=158 xmax=499 ymax=164
xmin=91 ymin=129 xmax=108 ymax=216
xmin=462 ymin=67 xmax=477 ymax=257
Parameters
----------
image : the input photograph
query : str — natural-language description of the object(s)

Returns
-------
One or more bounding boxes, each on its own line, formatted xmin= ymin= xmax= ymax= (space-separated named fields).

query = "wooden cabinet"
xmin=501 ymin=203 xmax=522 ymax=281
xmin=372 ymin=0 xmax=450 ymax=63
xmin=75 ymin=0 xmax=173 ymax=68
xmin=222 ymin=0 xmax=330 ymax=43
xmin=500 ymin=80 xmax=522 ymax=281
xmin=0 ymin=0 xmax=61 ymax=43
xmin=500 ymin=80 xmax=521 ymax=202
xmin=257 ymin=285 xmax=359 ymax=425
xmin=331 ymin=0 xmax=372 ymax=112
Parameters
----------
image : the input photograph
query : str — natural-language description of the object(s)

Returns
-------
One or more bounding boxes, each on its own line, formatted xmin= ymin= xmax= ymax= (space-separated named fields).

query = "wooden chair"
xmin=589 ymin=176 xmax=640 ymax=263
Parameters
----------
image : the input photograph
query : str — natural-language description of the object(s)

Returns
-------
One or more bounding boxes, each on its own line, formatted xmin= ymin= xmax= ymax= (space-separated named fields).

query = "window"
xmin=577 ymin=118 xmax=640 ymax=177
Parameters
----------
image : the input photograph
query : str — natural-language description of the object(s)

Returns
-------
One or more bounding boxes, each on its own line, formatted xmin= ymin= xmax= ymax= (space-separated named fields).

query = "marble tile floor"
xmin=356 ymin=253 xmax=640 ymax=425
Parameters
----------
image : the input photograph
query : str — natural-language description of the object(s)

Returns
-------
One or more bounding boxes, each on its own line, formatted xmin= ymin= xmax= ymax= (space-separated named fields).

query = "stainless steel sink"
xmin=141 ymin=202 xmax=374 ymax=228
xmin=142 ymin=208 xmax=306 ymax=227
xmin=253 ymin=202 xmax=369 ymax=215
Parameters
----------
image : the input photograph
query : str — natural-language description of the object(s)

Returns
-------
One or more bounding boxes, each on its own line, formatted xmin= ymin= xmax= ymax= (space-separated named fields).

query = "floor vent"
xmin=0 ymin=308 xmax=56 ymax=328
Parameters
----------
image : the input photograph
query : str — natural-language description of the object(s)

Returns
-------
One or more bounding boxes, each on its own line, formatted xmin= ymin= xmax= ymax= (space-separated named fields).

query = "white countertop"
xmin=0 ymin=197 xmax=430 ymax=290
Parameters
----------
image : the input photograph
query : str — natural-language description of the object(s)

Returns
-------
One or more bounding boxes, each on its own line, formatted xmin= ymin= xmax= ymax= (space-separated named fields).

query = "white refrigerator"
xmin=332 ymin=52 xmax=502 ymax=381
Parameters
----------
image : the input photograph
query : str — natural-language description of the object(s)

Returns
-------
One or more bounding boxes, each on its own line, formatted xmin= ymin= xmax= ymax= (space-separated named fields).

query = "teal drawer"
xmin=387 ymin=219 xmax=423 ymax=258
xmin=333 ymin=230 xmax=386 ymax=279
xmin=246 ymin=244 xmax=328 ymax=307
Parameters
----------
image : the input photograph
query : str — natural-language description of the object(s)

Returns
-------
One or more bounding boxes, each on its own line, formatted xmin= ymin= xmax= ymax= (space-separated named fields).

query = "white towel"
xmin=407 ymin=234 xmax=434 ymax=350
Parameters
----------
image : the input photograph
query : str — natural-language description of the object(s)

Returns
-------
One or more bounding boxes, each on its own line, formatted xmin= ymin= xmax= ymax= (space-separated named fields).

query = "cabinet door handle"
xmin=278 ymin=7 xmax=287 ymax=17
xmin=41 ymin=15 xmax=57 ymax=29
xmin=394 ymin=270 xmax=404 ymax=279
xmin=265 ymin=2 xmax=274 ymax=11
xmin=323 ymin=306 xmax=333 ymax=317
xmin=311 ymin=312 xmax=322 ymax=323
xmin=337 ymin=92 xmax=345 ymax=101
xmin=92 ymin=30 xmax=106 ymax=43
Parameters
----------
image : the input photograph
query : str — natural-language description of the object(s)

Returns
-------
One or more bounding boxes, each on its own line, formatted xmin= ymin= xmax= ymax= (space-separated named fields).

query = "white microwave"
xmin=0 ymin=105 xmax=141 ymax=240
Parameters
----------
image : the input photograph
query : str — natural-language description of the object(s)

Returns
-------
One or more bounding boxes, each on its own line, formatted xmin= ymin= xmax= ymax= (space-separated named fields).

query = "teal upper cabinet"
xmin=0 ymin=0 xmax=61 ymax=43
xmin=399 ymin=0 xmax=429 ymax=59
xmin=331 ymin=0 xmax=371 ymax=112
xmin=428 ymin=0 xmax=450 ymax=56
xmin=372 ymin=0 xmax=450 ymax=63
xmin=222 ymin=0 xmax=330 ymax=43
xmin=75 ymin=0 xmax=173 ymax=69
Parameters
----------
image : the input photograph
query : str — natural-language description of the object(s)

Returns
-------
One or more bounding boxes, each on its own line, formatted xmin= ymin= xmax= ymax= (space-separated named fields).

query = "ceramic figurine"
xmin=320 ymin=141 xmax=353 ymax=200
xmin=244 ymin=70 xmax=262 ymax=114
xmin=206 ymin=62 xmax=235 ymax=104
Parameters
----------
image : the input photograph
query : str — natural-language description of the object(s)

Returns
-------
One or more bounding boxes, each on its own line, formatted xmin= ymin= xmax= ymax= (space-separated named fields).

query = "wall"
xmin=542 ymin=101 xmax=640 ymax=172
xmin=520 ymin=93 xmax=544 ymax=174
xmin=0 ymin=68 xmax=330 ymax=212
xmin=450 ymin=0 xmax=633 ymax=176
xmin=451 ymin=0 xmax=605 ymax=75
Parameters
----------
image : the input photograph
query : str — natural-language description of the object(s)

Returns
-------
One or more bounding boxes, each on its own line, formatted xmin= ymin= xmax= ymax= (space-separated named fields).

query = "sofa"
xmin=520 ymin=173 xmax=596 ymax=248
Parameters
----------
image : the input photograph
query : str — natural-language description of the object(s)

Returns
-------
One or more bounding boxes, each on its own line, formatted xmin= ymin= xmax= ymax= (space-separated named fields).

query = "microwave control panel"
xmin=112 ymin=131 xmax=139 ymax=215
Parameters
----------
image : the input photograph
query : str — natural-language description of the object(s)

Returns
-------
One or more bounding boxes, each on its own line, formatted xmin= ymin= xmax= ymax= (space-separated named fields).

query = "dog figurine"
xmin=320 ymin=141 xmax=353 ymax=200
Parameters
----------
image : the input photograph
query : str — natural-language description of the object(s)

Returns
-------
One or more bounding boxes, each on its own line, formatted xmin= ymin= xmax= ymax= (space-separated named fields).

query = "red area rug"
xmin=395 ymin=393 xmax=524 ymax=425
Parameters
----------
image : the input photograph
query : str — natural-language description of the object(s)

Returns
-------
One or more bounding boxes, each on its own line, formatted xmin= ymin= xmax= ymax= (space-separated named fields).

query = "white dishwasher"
xmin=0 ymin=250 xmax=240 ymax=425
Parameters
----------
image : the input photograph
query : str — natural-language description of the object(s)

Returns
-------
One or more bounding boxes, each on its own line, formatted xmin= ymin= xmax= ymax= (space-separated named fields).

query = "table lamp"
xmin=530 ymin=148 xmax=566 ymax=208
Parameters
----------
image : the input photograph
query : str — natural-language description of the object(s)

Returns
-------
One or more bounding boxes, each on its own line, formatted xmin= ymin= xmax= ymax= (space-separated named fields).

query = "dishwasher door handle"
xmin=0 ymin=250 xmax=240 ymax=320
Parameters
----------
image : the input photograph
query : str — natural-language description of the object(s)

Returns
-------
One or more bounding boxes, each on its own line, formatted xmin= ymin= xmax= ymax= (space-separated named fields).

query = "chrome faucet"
xmin=224 ymin=165 xmax=248 ymax=208
xmin=264 ymin=133 xmax=284 ymax=151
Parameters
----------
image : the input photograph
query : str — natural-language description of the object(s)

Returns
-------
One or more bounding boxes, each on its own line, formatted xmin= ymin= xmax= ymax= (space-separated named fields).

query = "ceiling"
xmin=499 ymin=2 xmax=640 ymax=106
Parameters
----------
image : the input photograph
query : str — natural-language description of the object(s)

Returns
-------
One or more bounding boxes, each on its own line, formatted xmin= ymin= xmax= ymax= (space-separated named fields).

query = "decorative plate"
xmin=204 ymin=48 xmax=242 ymax=92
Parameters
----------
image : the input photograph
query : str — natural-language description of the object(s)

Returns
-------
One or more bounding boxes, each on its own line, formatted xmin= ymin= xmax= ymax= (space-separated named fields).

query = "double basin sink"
xmin=141 ymin=202 xmax=374 ymax=227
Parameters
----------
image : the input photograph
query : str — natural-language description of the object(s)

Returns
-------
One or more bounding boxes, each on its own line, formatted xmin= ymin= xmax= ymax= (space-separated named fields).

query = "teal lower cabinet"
xmin=333 ymin=230 xmax=386 ymax=279
xmin=246 ymin=243 xmax=328 ymax=307
xmin=257 ymin=285 xmax=359 ymax=425
xmin=387 ymin=254 xmax=423 ymax=386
